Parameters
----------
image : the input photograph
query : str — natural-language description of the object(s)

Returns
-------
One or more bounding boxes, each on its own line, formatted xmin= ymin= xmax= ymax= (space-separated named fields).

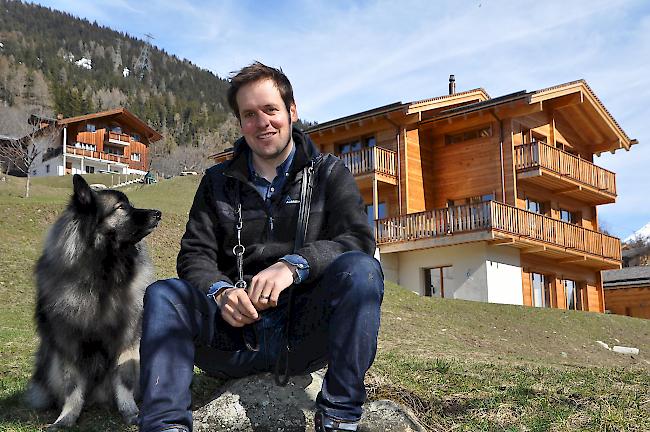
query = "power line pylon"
xmin=134 ymin=33 xmax=155 ymax=80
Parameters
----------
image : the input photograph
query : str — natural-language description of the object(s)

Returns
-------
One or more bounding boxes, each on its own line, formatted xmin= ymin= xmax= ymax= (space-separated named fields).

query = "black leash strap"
xmin=274 ymin=159 xmax=315 ymax=386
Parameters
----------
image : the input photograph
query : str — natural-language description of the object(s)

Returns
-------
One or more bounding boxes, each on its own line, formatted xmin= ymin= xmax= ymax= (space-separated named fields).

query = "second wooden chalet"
xmin=31 ymin=108 xmax=162 ymax=176
xmin=214 ymin=78 xmax=637 ymax=313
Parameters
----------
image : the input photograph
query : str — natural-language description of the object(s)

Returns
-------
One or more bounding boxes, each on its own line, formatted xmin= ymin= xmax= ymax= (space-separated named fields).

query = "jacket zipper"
xmin=268 ymin=215 xmax=274 ymax=239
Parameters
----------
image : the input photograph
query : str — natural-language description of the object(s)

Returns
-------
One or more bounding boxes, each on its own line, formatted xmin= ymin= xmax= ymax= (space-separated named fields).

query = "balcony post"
xmin=372 ymin=177 xmax=379 ymax=238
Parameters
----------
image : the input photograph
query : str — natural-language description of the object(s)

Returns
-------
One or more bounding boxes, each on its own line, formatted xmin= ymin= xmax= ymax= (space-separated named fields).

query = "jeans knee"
xmin=143 ymin=278 xmax=189 ymax=313
xmin=328 ymin=252 xmax=384 ymax=302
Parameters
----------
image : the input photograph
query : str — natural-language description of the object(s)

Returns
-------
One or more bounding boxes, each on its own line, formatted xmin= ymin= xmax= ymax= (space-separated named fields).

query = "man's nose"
xmin=255 ymin=112 xmax=271 ymax=128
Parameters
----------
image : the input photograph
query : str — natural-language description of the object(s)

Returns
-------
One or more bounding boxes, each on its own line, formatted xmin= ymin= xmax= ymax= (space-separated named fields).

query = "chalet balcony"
xmin=376 ymin=201 xmax=621 ymax=269
xmin=107 ymin=131 xmax=132 ymax=146
xmin=514 ymin=141 xmax=616 ymax=204
xmin=337 ymin=147 xmax=397 ymax=185
xmin=65 ymin=145 xmax=129 ymax=165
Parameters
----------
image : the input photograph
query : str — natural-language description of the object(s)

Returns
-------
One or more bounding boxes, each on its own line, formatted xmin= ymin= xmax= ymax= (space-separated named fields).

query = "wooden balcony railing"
xmin=107 ymin=131 xmax=132 ymax=144
xmin=376 ymin=201 xmax=621 ymax=261
xmin=338 ymin=147 xmax=397 ymax=177
xmin=514 ymin=141 xmax=616 ymax=195
xmin=66 ymin=145 xmax=129 ymax=165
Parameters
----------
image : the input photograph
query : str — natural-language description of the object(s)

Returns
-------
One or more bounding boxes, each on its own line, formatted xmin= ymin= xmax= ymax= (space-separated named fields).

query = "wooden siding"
xmin=419 ymin=120 xmax=504 ymax=210
xmin=605 ymin=286 xmax=650 ymax=319
xmin=405 ymin=128 xmax=425 ymax=213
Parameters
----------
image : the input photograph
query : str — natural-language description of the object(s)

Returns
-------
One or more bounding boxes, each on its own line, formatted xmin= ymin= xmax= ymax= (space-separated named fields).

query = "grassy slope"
xmin=0 ymin=175 xmax=648 ymax=431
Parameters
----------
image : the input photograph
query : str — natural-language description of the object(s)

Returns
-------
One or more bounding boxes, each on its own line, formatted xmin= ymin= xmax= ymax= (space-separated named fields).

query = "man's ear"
xmin=290 ymin=103 xmax=298 ymax=123
xmin=72 ymin=174 xmax=95 ymax=210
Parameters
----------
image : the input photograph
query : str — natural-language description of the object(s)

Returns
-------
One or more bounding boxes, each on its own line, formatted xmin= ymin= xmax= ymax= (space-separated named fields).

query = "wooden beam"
xmin=521 ymin=246 xmax=547 ymax=254
xmin=489 ymin=238 xmax=515 ymax=246
xmin=558 ymin=256 xmax=588 ymax=264
xmin=555 ymin=185 xmax=581 ymax=195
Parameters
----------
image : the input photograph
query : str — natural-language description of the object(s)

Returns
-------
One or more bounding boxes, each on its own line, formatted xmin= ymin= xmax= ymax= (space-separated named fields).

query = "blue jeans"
xmin=138 ymin=251 xmax=384 ymax=432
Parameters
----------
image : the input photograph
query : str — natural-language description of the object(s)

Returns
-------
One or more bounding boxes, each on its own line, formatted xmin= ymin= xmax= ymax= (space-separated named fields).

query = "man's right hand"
xmin=214 ymin=288 xmax=259 ymax=327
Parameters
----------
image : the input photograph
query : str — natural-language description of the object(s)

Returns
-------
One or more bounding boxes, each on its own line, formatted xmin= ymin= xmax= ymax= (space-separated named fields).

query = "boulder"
xmin=193 ymin=368 xmax=425 ymax=432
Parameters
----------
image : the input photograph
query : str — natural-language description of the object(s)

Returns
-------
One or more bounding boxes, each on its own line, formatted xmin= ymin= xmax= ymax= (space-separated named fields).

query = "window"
xmin=110 ymin=126 xmax=122 ymax=134
xmin=446 ymin=125 xmax=491 ymax=145
xmin=526 ymin=198 xmax=544 ymax=214
xmin=531 ymin=272 xmax=551 ymax=308
xmin=338 ymin=136 xmax=375 ymax=154
xmin=85 ymin=123 xmax=96 ymax=132
xmin=131 ymin=153 xmax=141 ymax=162
xmin=564 ymin=280 xmax=583 ymax=311
xmin=424 ymin=266 xmax=452 ymax=298
xmin=366 ymin=202 xmax=387 ymax=226
xmin=85 ymin=166 xmax=95 ymax=174
xmin=559 ymin=209 xmax=580 ymax=224
xmin=132 ymin=133 xmax=140 ymax=142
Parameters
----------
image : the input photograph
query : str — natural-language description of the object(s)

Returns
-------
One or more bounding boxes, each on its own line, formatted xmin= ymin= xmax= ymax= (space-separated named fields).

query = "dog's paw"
xmin=122 ymin=410 xmax=139 ymax=426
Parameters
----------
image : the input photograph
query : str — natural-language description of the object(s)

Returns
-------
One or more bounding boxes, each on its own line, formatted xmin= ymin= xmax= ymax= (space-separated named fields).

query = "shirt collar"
xmin=247 ymin=141 xmax=296 ymax=182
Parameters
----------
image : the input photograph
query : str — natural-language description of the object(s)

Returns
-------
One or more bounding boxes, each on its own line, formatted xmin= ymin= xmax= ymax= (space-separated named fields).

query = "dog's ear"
xmin=72 ymin=174 xmax=95 ymax=210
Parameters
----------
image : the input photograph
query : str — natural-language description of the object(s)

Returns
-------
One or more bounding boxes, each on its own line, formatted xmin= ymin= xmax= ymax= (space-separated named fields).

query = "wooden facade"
xmin=40 ymin=108 xmax=162 ymax=175
xmin=311 ymin=80 xmax=637 ymax=313
xmin=211 ymin=80 xmax=637 ymax=313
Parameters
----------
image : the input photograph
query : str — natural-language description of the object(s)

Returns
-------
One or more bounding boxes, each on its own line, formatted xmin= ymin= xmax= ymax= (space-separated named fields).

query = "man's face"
xmin=236 ymin=78 xmax=298 ymax=162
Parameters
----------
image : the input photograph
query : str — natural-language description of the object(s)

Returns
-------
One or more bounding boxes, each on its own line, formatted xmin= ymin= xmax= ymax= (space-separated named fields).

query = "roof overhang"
xmin=57 ymin=108 xmax=163 ymax=143
xmin=529 ymin=80 xmax=636 ymax=154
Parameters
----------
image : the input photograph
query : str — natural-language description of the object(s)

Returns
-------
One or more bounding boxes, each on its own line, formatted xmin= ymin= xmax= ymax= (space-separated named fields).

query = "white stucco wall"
xmin=485 ymin=245 xmax=523 ymax=305
xmin=380 ymin=242 xmax=523 ymax=306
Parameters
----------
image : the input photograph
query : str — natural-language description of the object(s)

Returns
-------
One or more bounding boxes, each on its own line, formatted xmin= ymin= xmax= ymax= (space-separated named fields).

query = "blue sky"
xmin=34 ymin=0 xmax=650 ymax=238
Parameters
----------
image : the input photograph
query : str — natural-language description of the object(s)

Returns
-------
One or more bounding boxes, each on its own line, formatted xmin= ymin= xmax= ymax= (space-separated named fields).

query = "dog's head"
xmin=71 ymin=174 xmax=162 ymax=248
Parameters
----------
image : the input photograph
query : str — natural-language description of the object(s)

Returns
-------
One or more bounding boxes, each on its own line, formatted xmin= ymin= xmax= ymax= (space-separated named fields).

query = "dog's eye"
xmin=114 ymin=203 xmax=127 ymax=211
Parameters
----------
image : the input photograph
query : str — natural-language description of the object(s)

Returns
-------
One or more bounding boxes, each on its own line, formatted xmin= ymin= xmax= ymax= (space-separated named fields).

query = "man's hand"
xmin=215 ymin=288 xmax=259 ymax=327
xmin=248 ymin=261 xmax=295 ymax=311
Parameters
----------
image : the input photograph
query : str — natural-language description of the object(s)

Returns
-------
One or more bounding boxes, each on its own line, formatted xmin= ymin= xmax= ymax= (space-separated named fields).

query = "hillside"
xmin=0 ymin=1 xmax=315 ymax=175
xmin=0 ymin=175 xmax=649 ymax=431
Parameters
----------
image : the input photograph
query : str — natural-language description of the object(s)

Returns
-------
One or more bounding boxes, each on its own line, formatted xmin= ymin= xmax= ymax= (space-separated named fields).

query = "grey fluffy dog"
xmin=26 ymin=174 xmax=161 ymax=429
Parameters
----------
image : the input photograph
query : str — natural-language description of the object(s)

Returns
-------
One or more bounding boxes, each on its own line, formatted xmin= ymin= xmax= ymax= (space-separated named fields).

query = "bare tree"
xmin=0 ymin=107 xmax=58 ymax=197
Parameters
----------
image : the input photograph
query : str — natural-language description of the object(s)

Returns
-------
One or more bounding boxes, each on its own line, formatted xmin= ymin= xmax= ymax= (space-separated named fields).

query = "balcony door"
xmin=531 ymin=272 xmax=551 ymax=308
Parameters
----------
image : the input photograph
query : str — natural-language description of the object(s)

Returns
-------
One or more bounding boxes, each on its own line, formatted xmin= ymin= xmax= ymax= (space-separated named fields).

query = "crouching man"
xmin=138 ymin=62 xmax=384 ymax=432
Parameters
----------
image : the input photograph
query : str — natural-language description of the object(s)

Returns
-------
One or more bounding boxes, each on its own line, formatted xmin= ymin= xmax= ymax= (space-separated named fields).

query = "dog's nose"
xmin=153 ymin=210 xmax=162 ymax=220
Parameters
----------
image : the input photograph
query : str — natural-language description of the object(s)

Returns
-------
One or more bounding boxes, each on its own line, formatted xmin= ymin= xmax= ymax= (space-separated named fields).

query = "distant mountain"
xmin=624 ymin=222 xmax=650 ymax=243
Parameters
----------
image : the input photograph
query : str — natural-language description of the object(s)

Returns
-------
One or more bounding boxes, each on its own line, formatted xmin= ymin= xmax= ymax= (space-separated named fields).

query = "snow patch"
xmin=0 ymin=42 xmax=4 ymax=48
xmin=122 ymin=67 xmax=130 ymax=77
xmin=63 ymin=52 xmax=75 ymax=62
xmin=624 ymin=221 xmax=650 ymax=243
xmin=75 ymin=57 xmax=92 ymax=70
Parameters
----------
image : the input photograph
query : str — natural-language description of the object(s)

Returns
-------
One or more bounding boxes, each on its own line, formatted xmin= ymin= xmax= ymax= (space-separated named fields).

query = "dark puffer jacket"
xmin=177 ymin=128 xmax=375 ymax=294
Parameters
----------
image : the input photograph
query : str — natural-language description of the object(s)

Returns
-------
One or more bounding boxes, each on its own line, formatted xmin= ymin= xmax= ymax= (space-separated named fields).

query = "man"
xmin=139 ymin=62 xmax=384 ymax=432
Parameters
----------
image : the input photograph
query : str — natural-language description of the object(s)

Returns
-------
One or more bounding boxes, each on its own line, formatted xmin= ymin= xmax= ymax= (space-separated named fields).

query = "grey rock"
xmin=193 ymin=368 xmax=425 ymax=432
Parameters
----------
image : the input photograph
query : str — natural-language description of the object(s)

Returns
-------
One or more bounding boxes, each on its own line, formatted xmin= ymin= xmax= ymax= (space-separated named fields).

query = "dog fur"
xmin=26 ymin=174 xmax=161 ymax=429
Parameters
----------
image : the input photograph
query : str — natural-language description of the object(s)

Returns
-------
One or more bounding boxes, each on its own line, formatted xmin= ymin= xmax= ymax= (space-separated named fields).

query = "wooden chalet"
xmin=32 ymin=108 xmax=162 ymax=177
xmin=212 ymin=78 xmax=637 ymax=313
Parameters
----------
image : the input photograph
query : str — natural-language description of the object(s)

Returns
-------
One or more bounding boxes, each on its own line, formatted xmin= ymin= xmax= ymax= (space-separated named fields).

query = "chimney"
xmin=449 ymin=74 xmax=456 ymax=95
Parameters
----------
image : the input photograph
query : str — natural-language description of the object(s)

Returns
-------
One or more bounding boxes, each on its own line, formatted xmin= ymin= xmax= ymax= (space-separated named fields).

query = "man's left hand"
xmin=248 ymin=261 xmax=295 ymax=310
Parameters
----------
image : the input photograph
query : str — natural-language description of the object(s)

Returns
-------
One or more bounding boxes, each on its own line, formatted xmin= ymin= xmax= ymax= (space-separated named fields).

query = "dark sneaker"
xmin=314 ymin=410 xmax=358 ymax=431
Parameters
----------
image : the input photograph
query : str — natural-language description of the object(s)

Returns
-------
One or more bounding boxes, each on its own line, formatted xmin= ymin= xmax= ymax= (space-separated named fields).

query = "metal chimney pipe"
xmin=449 ymin=74 xmax=456 ymax=95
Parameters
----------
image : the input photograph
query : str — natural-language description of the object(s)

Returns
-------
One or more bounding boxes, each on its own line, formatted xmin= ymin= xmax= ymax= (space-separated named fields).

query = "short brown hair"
xmin=227 ymin=61 xmax=295 ymax=121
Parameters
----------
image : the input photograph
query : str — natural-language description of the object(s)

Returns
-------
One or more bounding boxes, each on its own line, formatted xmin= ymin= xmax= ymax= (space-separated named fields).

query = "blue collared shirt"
xmin=207 ymin=142 xmax=310 ymax=301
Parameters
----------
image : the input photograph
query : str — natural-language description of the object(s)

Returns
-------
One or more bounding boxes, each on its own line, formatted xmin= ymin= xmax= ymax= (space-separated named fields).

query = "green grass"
xmin=1 ymin=175 xmax=649 ymax=431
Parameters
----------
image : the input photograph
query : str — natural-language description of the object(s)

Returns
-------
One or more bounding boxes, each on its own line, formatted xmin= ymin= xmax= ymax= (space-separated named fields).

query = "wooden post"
xmin=373 ymin=177 xmax=379 ymax=238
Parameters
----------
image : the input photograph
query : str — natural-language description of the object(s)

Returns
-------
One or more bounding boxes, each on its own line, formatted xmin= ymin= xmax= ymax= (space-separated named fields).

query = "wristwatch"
xmin=291 ymin=265 xmax=301 ymax=284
